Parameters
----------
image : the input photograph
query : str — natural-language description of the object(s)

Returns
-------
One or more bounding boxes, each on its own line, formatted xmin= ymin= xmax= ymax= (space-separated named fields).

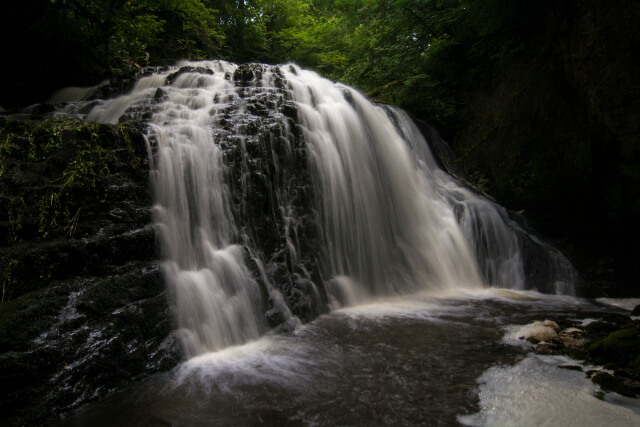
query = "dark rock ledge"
xmin=0 ymin=117 xmax=180 ymax=426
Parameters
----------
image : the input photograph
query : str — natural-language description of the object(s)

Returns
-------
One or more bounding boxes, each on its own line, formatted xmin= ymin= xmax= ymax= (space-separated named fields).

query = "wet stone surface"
xmin=0 ymin=117 xmax=180 ymax=425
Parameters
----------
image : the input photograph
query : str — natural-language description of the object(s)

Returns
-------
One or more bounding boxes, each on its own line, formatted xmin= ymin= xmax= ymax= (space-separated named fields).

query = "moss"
xmin=584 ymin=320 xmax=618 ymax=336
xmin=62 ymin=147 xmax=110 ymax=189
xmin=589 ymin=328 xmax=640 ymax=357
xmin=118 ymin=123 xmax=144 ymax=169
xmin=26 ymin=118 xmax=84 ymax=162
xmin=589 ymin=328 xmax=640 ymax=378
xmin=0 ymin=118 xmax=121 ymax=241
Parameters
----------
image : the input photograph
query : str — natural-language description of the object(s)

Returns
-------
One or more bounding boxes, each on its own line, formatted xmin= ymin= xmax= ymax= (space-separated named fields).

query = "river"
xmin=61 ymin=290 xmax=640 ymax=426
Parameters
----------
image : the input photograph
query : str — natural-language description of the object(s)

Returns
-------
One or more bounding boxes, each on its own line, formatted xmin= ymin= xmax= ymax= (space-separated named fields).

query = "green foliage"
xmin=62 ymin=147 xmax=110 ymax=189
xmin=4 ymin=0 xmax=526 ymax=120
xmin=38 ymin=193 xmax=71 ymax=239
xmin=118 ymin=123 xmax=143 ymax=169
xmin=45 ymin=0 xmax=225 ymax=74
xmin=0 ymin=118 xmax=116 ymax=242
xmin=26 ymin=119 xmax=72 ymax=162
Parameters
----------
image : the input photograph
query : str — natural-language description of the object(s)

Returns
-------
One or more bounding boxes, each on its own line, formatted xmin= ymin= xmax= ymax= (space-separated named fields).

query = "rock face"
xmin=220 ymin=64 xmax=325 ymax=323
xmin=417 ymin=121 xmax=583 ymax=295
xmin=0 ymin=117 xmax=180 ymax=425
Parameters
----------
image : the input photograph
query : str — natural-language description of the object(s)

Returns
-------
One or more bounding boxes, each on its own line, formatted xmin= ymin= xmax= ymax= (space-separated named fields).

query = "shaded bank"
xmin=448 ymin=0 xmax=640 ymax=296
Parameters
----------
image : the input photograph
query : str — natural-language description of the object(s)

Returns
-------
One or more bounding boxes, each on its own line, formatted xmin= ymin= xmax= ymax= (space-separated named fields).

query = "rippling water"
xmin=61 ymin=289 xmax=640 ymax=426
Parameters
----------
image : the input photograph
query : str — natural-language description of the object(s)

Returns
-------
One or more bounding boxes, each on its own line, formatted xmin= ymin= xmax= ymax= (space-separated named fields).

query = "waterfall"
xmin=52 ymin=60 xmax=579 ymax=356
xmin=283 ymin=66 xmax=484 ymax=307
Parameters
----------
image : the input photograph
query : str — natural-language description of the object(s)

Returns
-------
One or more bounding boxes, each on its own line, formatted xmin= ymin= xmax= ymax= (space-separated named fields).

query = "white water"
xmin=55 ymin=60 xmax=579 ymax=357
xmin=458 ymin=353 xmax=640 ymax=426
xmin=284 ymin=66 xmax=484 ymax=307
xmin=72 ymin=61 xmax=270 ymax=357
xmin=147 ymin=63 xmax=267 ymax=357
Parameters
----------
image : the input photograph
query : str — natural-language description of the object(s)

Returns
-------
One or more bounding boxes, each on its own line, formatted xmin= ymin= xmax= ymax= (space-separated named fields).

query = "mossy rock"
xmin=590 ymin=372 xmax=636 ymax=398
xmin=589 ymin=328 xmax=640 ymax=377
xmin=561 ymin=347 xmax=588 ymax=361
xmin=584 ymin=320 xmax=619 ymax=336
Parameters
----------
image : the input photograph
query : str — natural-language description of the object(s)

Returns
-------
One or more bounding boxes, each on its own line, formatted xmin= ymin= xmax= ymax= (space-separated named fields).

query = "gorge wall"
xmin=450 ymin=0 xmax=640 ymax=296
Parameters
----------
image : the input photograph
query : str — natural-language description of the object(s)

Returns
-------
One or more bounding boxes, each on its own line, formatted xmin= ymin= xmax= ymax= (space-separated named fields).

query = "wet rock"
xmin=533 ymin=342 xmax=560 ymax=355
xmin=559 ymin=327 xmax=588 ymax=350
xmin=234 ymin=64 xmax=263 ymax=86
xmin=535 ymin=316 xmax=640 ymax=399
xmin=558 ymin=364 xmax=583 ymax=371
xmin=631 ymin=304 xmax=640 ymax=316
xmin=165 ymin=66 xmax=213 ymax=86
xmin=154 ymin=88 xmax=166 ymax=102
xmin=0 ymin=117 xmax=178 ymax=426
xmin=590 ymin=372 xmax=636 ymax=398
xmin=216 ymin=70 xmax=326 ymax=322
xmin=589 ymin=328 xmax=640 ymax=375
xmin=87 ymin=67 xmax=168 ymax=101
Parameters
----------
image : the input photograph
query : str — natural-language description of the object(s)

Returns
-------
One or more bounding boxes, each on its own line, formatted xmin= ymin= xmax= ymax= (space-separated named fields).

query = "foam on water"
xmin=458 ymin=354 xmax=640 ymax=426
xmin=173 ymin=337 xmax=330 ymax=393
xmin=502 ymin=321 xmax=559 ymax=349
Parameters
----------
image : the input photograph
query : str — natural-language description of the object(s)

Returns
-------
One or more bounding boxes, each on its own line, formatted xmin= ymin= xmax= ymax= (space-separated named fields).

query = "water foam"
xmin=458 ymin=354 xmax=640 ymax=426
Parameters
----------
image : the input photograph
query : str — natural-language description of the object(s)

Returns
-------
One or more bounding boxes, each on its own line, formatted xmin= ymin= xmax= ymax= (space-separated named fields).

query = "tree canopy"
xmin=0 ymin=0 xmax=518 ymax=119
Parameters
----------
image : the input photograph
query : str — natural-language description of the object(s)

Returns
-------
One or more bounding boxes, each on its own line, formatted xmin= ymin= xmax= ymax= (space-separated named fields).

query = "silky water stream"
xmin=52 ymin=61 xmax=639 ymax=425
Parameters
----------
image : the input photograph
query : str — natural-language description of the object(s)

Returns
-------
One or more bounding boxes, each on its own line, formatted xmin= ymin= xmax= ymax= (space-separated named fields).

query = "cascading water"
xmin=53 ymin=60 xmax=579 ymax=356
xmin=284 ymin=67 xmax=484 ymax=307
